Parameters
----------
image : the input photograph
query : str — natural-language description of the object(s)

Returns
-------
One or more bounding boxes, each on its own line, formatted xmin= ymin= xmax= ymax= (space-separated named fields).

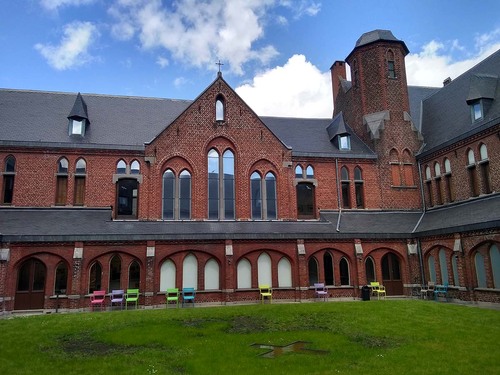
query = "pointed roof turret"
xmin=68 ymin=92 xmax=89 ymax=122
xmin=327 ymin=112 xmax=350 ymax=141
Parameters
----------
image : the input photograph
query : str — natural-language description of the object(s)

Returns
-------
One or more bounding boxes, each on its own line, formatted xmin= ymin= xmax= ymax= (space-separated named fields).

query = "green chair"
xmin=166 ymin=288 xmax=180 ymax=308
xmin=125 ymin=288 xmax=139 ymax=310
xmin=259 ymin=285 xmax=273 ymax=304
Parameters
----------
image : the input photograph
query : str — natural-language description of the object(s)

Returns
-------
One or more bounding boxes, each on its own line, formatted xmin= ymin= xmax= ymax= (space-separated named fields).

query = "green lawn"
xmin=0 ymin=300 xmax=498 ymax=374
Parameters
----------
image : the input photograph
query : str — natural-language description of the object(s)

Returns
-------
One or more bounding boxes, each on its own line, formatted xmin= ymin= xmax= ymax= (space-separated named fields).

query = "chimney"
xmin=443 ymin=77 xmax=452 ymax=86
xmin=331 ymin=60 xmax=347 ymax=108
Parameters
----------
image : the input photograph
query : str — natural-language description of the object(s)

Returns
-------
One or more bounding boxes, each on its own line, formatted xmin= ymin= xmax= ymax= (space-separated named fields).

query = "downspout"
xmin=335 ymin=158 xmax=342 ymax=231
xmin=415 ymin=160 xmax=427 ymax=284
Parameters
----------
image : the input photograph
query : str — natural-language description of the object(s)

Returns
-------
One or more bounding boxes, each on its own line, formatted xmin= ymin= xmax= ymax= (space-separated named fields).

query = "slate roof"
xmin=0 ymin=89 xmax=192 ymax=150
xmin=261 ymin=116 xmax=376 ymax=158
xmin=419 ymin=49 xmax=500 ymax=155
xmin=346 ymin=29 xmax=409 ymax=61
xmin=2 ymin=194 xmax=499 ymax=243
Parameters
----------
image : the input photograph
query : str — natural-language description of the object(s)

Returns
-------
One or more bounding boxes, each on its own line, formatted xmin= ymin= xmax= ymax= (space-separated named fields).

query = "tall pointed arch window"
xmin=109 ymin=255 xmax=122 ymax=291
xmin=56 ymin=157 xmax=69 ymax=205
xmin=128 ymin=261 xmax=140 ymax=289
xmin=295 ymin=163 xmax=316 ymax=219
xmin=308 ymin=257 xmax=319 ymax=286
xmin=474 ymin=252 xmax=486 ymax=288
xmin=237 ymin=258 xmax=251 ymax=289
xmin=88 ymin=262 xmax=102 ymax=293
xmin=306 ymin=165 xmax=314 ymax=178
xmin=258 ymin=253 xmax=272 ymax=287
xmin=490 ymin=244 xmax=500 ymax=289
xmin=389 ymin=149 xmax=401 ymax=186
xmin=130 ymin=160 xmax=140 ymax=174
xmin=467 ymin=149 xmax=479 ymax=197
xmin=2 ymin=155 xmax=16 ymax=204
xmin=250 ymin=171 xmax=277 ymax=220
xmin=160 ymin=259 xmax=176 ymax=292
xmin=425 ymin=165 xmax=433 ymax=206
xmin=365 ymin=257 xmax=376 ymax=283
xmin=295 ymin=165 xmax=303 ymax=178
xmin=162 ymin=169 xmax=191 ymax=220
xmin=479 ymin=144 xmax=491 ymax=194
xmin=324 ymin=252 xmax=334 ymax=285
xmin=116 ymin=160 xmax=127 ymax=174
xmin=54 ymin=262 xmax=68 ymax=294
xmin=215 ymin=95 xmax=225 ymax=123
xmin=444 ymin=158 xmax=455 ymax=203
xmin=278 ymin=258 xmax=292 ymax=287
xmin=341 ymin=166 xmax=351 ymax=208
xmin=204 ymin=259 xmax=220 ymax=290
xmin=250 ymin=172 xmax=262 ymax=220
xmin=387 ymin=50 xmax=396 ymax=78
xmin=208 ymin=149 xmax=235 ymax=220
xmin=402 ymin=149 xmax=414 ymax=186
xmin=438 ymin=248 xmax=449 ymax=284
xmin=339 ymin=257 xmax=350 ymax=285
xmin=354 ymin=166 xmax=364 ymax=208
xmin=264 ymin=172 xmax=278 ymax=219
xmin=74 ymin=158 xmax=86 ymax=206
xmin=434 ymin=162 xmax=443 ymax=205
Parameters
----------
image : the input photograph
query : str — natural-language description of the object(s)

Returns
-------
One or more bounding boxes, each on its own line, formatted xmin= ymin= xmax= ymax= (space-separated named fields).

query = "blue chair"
xmin=434 ymin=283 xmax=448 ymax=301
xmin=182 ymin=287 xmax=196 ymax=307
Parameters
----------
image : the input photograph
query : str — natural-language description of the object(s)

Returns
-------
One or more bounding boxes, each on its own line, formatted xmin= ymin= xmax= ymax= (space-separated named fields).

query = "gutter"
xmin=335 ymin=158 xmax=342 ymax=232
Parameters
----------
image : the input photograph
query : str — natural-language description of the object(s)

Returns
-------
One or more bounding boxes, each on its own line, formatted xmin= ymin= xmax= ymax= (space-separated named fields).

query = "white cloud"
xmin=34 ymin=21 xmax=99 ymax=70
xmin=406 ymin=29 xmax=500 ymax=87
xmin=236 ymin=54 xmax=332 ymax=118
xmin=156 ymin=56 xmax=169 ymax=68
xmin=40 ymin=0 xmax=95 ymax=11
xmin=279 ymin=0 xmax=321 ymax=18
xmin=107 ymin=0 xmax=321 ymax=75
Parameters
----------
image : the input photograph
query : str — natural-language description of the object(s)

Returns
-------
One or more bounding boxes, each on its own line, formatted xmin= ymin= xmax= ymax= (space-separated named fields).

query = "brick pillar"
xmin=0 ymin=246 xmax=10 ymax=313
xmin=145 ymin=241 xmax=156 ymax=308
xmin=297 ymin=240 xmax=308 ymax=301
xmin=224 ymin=240 xmax=234 ymax=304
xmin=71 ymin=242 xmax=84 ymax=310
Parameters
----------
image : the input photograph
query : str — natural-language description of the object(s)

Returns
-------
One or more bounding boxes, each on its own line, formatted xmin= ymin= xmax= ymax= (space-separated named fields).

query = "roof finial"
xmin=216 ymin=59 xmax=224 ymax=76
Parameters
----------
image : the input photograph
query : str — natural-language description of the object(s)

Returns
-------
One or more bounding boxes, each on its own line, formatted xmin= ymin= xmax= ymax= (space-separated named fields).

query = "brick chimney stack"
xmin=330 ymin=60 xmax=347 ymax=108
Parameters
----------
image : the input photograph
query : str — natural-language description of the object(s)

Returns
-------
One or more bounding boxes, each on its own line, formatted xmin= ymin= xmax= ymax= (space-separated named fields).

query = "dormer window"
xmin=70 ymin=118 xmax=86 ymax=135
xmin=67 ymin=93 xmax=89 ymax=136
xmin=339 ymin=135 xmax=351 ymax=150
xmin=471 ymin=101 xmax=483 ymax=122
xmin=466 ymin=74 xmax=497 ymax=124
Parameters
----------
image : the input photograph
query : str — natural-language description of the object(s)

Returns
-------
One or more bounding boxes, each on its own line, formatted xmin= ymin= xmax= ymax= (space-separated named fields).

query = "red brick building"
xmin=1 ymin=30 xmax=499 ymax=313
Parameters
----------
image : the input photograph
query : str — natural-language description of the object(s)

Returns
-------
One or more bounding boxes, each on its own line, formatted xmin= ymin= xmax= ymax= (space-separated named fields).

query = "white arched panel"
xmin=204 ymin=259 xmax=220 ymax=290
xmin=278 ymin=258 xmax=292 ymax=287
xmin=160 ymin=259 xmax=176 ymax=291
xmin=183 ymin=254 xmax=198 ymax=289
xmin=237 ymin=259 xmax=251 ymax=289
xmin=258 ymin=253 xmax=272 ymax=286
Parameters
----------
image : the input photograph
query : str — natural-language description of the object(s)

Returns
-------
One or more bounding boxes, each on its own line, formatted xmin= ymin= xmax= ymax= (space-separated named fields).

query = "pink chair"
xmin=90 ymin=290 xmax=107 ymax=311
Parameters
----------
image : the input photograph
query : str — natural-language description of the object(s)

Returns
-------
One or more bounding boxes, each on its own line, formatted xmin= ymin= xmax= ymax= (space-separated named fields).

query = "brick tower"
xmin=333 ymin=30 xmax=423 ymax=209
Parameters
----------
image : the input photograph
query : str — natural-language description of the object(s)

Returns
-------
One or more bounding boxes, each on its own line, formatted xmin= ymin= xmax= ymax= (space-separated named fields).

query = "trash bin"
xmin=361 ymin=285 xmax=371 ymax=301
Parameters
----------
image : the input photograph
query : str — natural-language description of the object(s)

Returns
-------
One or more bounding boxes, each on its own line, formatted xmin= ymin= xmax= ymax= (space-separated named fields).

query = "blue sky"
xmin=1 ymin=0 xmax=500 ymax=118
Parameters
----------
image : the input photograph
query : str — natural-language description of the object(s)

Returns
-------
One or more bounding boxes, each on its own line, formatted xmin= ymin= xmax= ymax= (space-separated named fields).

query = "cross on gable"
xmin=216 ymin=59 xmax=224 ymax=73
